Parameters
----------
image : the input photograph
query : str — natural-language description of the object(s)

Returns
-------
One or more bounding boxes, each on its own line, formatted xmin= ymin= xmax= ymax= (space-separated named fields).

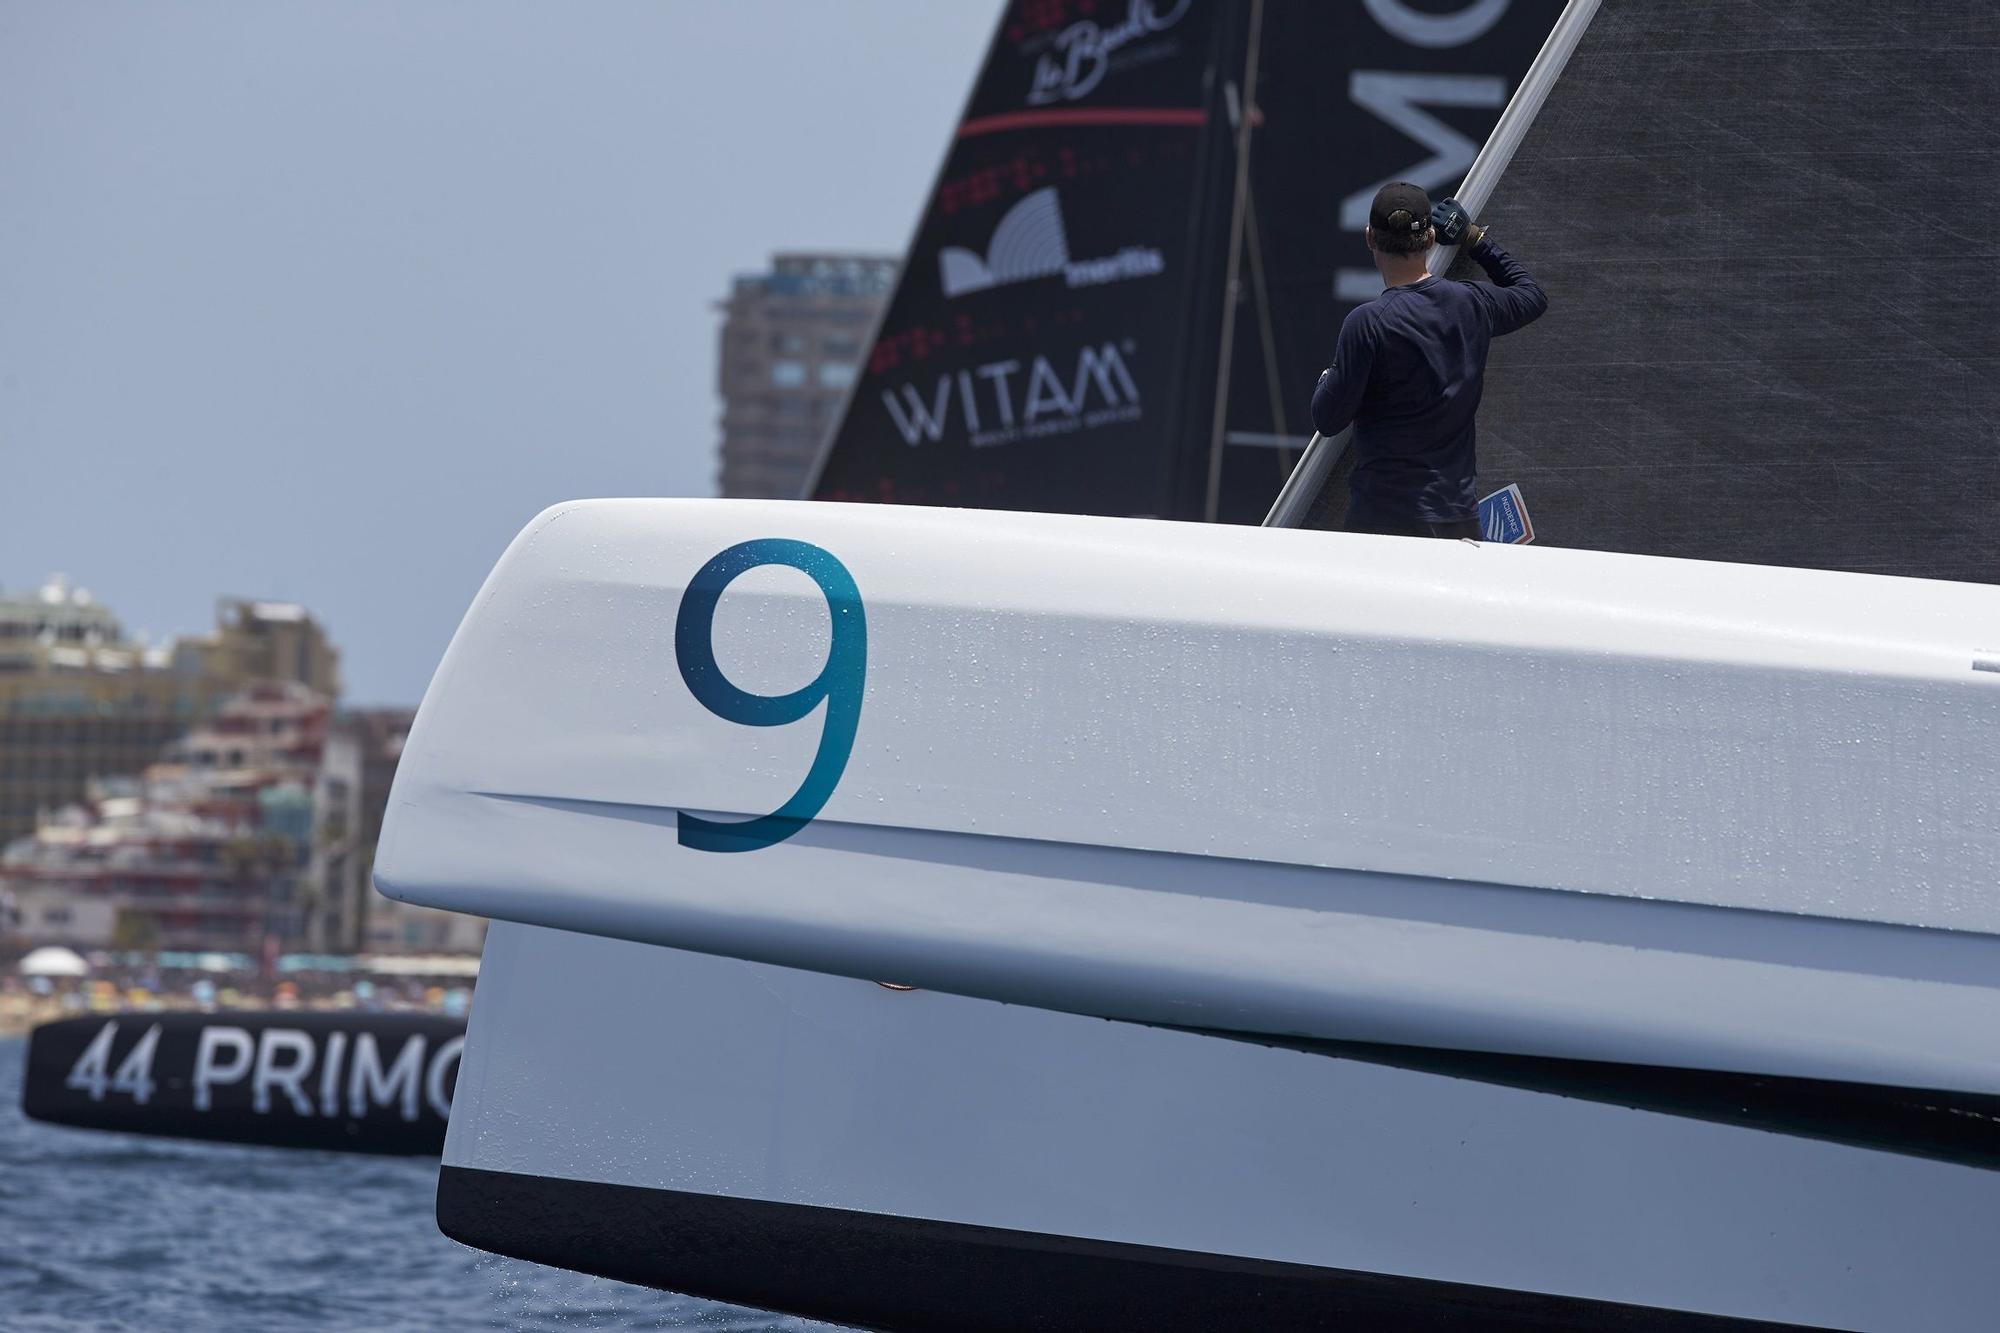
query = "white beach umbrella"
xmin=18 ymin=945 xmax=89 ymax=978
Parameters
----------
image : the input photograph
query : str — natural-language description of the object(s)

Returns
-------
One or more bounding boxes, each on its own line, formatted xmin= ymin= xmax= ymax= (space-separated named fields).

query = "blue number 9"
xmin=674 ymin=539 xmax=866 ymax=853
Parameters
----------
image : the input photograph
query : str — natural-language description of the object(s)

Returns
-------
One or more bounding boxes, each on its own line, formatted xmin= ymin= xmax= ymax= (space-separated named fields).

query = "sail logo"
xmin=882 ymin=340 xmax=1142 ymax=449
xmin=1025 ymin=0 xmax=1195 ymax=105
xmin=939 ymin=188 xmax=1164 ymax=299
xmin=1334 ymin=2 xmax=1512 ymax=302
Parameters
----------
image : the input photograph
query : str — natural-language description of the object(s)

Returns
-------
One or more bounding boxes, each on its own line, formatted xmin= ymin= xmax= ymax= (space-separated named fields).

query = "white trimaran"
xmin=379 ymin=2 xmax=2000 ymax=1328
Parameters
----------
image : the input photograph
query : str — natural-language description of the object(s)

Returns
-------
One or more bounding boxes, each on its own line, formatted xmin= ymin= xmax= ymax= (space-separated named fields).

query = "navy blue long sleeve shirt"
xmin=1310 ymin=238 xmax=1546 ymax=524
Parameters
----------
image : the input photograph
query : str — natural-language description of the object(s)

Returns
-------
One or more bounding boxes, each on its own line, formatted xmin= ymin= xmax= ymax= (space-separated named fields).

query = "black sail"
xmin=808 ymin=0 xmax=1560 ymax=521
xmin=808 ymin=1 xmax=1242 ymax=516
xmin=1463 ymin=0 xmax=2000 ymax=580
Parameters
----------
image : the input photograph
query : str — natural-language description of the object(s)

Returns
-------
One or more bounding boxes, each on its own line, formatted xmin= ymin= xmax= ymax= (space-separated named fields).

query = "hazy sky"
xmin=0 ymin=1 xmax=995 ymax=703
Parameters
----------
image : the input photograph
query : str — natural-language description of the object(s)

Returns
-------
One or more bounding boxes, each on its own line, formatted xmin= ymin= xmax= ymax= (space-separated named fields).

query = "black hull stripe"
xmin=1197 ymin=1031 xmax=2000 ymax=1172
xmin=437 ymin=1164 xmax=1815 ymax=1332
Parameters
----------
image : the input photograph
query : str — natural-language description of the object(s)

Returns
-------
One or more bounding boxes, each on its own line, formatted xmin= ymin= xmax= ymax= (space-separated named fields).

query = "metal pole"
xmin=1424 ymin=0 xmax=1601 ymax=279
xmin=1262 ymin=422 xmax=1351 ymax=529
xmin=1263 ymin=0 xmax=1602 ymax=529
xmin=1200 ymin=0 xmax=1266 ymax=524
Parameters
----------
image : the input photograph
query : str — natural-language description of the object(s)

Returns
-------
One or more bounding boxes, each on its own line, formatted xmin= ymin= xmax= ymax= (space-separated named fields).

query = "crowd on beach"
xmin=0 ymin=952 xmax=476 ymax=1037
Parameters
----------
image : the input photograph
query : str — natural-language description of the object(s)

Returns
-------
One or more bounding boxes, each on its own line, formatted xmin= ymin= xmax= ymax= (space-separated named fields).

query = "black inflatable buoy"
xmin=21 ymin=1010 xmax=465 ymax=1155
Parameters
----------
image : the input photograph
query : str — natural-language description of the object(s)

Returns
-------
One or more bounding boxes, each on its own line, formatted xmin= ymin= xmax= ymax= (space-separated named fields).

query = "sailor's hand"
xmin=1430 ymin=198 xmax=1484 ymax=250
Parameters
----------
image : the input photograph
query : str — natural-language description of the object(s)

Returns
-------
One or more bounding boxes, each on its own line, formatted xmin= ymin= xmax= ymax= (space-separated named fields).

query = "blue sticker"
xmin=1478 ymin=484 xmax=1535 ymax=544
xmin=674 ymin=539 xmax=866 ymax=853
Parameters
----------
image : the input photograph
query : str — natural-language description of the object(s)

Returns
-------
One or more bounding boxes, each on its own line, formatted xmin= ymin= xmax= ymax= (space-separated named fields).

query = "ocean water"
xmin=0 ymin=1038 xmax=818 ymax=1332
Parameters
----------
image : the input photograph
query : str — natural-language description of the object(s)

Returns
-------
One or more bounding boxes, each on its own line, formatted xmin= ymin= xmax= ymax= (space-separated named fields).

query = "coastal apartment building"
xmin=715 ymin=253 xmax=895 ymax=499
xmin=1 ymin=681 xmax=361 ymax=954
xmin=2 ymin=694 xmax=485 ymax=957
xmin=0 ymin=577 xmax=340 ymax=844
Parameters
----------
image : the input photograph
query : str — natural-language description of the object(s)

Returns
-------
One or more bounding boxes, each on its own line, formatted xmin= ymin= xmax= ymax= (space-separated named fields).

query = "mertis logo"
xmin=939 ymin=188 xmax=1165 ymax=300
xmin=881 ymin=341 xmax=1142 ymax=449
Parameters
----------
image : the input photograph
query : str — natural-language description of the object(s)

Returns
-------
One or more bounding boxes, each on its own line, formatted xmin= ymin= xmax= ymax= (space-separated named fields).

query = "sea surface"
xmin=0 ymin=1038 xmax=821 ymax=1332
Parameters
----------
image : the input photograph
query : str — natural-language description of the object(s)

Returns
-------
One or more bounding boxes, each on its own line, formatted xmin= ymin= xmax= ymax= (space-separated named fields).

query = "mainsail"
xmin=807 ymin=0 xmax=1562 ymax=521
xmin=1460 ymin=1 xmax=2000 ymax=579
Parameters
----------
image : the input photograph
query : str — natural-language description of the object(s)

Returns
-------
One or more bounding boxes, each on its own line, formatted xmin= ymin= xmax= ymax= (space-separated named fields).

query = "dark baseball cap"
xmin=1368 ymin=182 xmax=1433 ymax=238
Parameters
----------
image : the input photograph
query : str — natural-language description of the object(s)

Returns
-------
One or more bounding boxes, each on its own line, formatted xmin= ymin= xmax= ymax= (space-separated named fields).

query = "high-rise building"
xmin=0 ymin=577 xmax=341 ymax=844
xmin=715 ymin=254 xmax=895 ymax=499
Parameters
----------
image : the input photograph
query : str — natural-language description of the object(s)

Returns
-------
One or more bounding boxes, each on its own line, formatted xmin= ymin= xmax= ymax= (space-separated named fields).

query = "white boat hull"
xmin=378 ymin=501 xmax=2000 ymax=1097
xmin=441 ymin=922 xmax=2000 ymax=1330
xmin=379 ymin=498 xmax=2000 ymax=1324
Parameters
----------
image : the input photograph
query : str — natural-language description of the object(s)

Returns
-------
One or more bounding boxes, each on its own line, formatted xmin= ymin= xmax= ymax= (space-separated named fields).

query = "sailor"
xmin=1310 ymin=181 xmax=1546 ymax=538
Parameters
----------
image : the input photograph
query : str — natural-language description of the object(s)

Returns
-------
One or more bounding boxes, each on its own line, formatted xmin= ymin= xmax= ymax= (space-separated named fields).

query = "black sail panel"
xmin=1466 ymin=0 xmax=2000 ymax=580
xmin=808 ymin=1 xmax=1242 ymax=517
xmin=1212 ymin=0 xmax=1563 ymax=525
